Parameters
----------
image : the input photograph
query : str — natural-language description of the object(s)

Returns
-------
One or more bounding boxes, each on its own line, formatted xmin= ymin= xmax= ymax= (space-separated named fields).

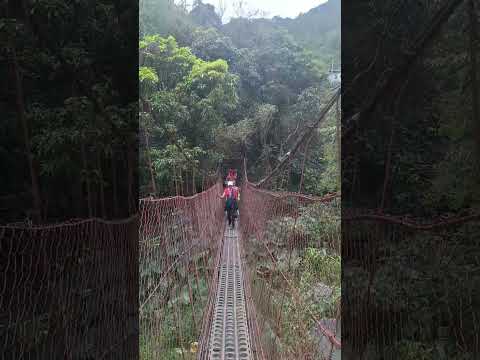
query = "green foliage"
xmin=152 ymin=141 xmax=205 ymax=183
xmin=2 ymin=0 xmax=139 ymax=220
xmin=299 ymin=247 xmax=340 ymax=320
xmin=303 ymin=248 xmax=340 ymax=286
xmin=298 ymin=200 xmax=340 ymax=248
xmin=190 ymin=27 xmax=237 ymax=63
xmin=139 ymin=33 xmax=240 ymax=195
xmin=245 ymin=200 xmax=341 ymax=357
xmin=140 ymin=0 xmax=194 ymax=40
xmin=302 ymin=126 xmax=339 ymax=195
xmin=381 ymin=341 xmax=435 ymax=360
xmin=188 ymin=58 xmax=228 ymax=84
xmin=273 ymin=0 xmax=340 ymax=64
xmin=140 ymin=230 xmax=210 ymax=359
xmin=139 ymin=1 xmax=340 ymax=196
xmin=343 ymin=0 xmax=480 ymax=216
xmin=140 ymin=35 xmax=198 ymax=90
xmin=139 ymin=66 xmax=159 ymax=97
xmin=140 ymin=278 xmax=206 ymax=359
xmin=214 ymin=118 xmax=255 ymax=158
xmin=345 ymin=220 xmax=480 ymax=357
xmin=139 ymin=66 xmax=159 ymax=84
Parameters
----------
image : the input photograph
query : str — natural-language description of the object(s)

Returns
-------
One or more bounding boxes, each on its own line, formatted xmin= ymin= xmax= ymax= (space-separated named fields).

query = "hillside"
xmin=139 ymin=0 xmax=340 ymax=197
xmin=217 ymin=0 xmax=340 ymax=67
xmin=272 ymin=0 xmax=340 ymax=64
xmin=185 ymin=0 xmax=340 ymax=68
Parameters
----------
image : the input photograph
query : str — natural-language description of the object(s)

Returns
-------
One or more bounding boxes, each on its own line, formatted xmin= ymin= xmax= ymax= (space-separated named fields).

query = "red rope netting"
xmin=0 ymin=217 xmax=138 ymax=359
xmin=342 ymin=211 xmax=480 ymax=358
xmin=239 ymin=180 xmax=341 ymax=359
xmin=139 ymin=182 xmax=225 ymax=359
xmin=8 ymin=171 xmax=476 ymax=359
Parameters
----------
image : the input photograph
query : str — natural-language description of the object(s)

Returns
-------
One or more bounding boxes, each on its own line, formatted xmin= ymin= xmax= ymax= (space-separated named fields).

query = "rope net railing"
xmin=239 ymin=180 xmax=341 ymax=359
xmin=139 ymin=182 xmax=225 ymax=359
xmin=0 ymin=217 xmax=138 ymax=359
xmin=342 ymin=211 xmax=480 ymax=359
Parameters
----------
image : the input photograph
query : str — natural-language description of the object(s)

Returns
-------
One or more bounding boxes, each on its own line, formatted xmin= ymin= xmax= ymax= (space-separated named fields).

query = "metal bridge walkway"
xmin=208 ymin=224 xmax=252 ymax=360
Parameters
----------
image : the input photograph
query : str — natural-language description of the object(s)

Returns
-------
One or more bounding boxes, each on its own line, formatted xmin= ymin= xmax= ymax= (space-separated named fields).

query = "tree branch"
xmin=256 ymin=88 xmax=341 ymax=188
xmin=469 ymin=0 xmax=480 ymax=158
xmin=342 ymin=0 xmax=467 ymax=140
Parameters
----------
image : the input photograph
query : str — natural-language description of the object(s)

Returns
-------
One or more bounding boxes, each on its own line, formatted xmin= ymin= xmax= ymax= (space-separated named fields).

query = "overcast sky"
xmin=182 ymin=0 xmax=328 ymax=22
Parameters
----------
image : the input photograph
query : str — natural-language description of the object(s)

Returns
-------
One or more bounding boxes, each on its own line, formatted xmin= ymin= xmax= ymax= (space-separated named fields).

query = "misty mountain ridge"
xmin=189 ymin=0 xmax=340 ymax=65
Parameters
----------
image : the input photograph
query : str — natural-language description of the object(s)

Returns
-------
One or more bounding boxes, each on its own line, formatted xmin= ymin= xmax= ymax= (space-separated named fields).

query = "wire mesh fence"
xmin=239 ymin=181 xmax=341 ymax=359
xmin=0 ymin=217 xmax=138 ymax=359
xmin=342 ymin=211 xmax=480 ymax=359
xmin=139 ymin=183 xmax=225 ymax=359
xmin=11 ymin=176 xmax=476 ymax=360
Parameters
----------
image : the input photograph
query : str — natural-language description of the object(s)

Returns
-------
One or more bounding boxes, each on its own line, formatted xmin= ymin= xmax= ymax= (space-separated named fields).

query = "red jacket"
xmin=222 ymin=187 xmax=239 ymax=200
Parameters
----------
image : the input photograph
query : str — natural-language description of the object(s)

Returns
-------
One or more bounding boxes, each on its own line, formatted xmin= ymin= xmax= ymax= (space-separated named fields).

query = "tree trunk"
xmin=20 ymin=0 xmax=31 ymax=30
xmin=380 ymin=63 xmax=413 ymax=210
xmin=174 ymin=167 xmax=178 ymax=196
xmin=257 ymin=89 xmax=340 ymax=188
xmin=298 ymin=135 xmax=313 ymax=194
xmin=111 ymin=153 xmax=118 ymax=217
xmin=97 ymin=150 xmax=106 ymax=218
xmin=192 ymin=167 xmax=196 ymax=194
xmin=42 ymin=192 xmax=48 ymax=222
xmin=91 ymin=175 xmax=97 ymax=217
xmin=351 ymin=154 xmax=358 ymax=203
xmin=336 ymin=96 xmax=341 ymax=188
xmin=180 ymin=169 xmax=184 ymax=196
xmin=12 ymin=49 xmax=42 ymax=223
xmin=343 ymin=0 xmax=468 ymax=140
xmin=127 ymin=144 xmax=135 ymax=214
xmin=470 ymin=0 xmax=480 ymax=159
xmin=81 ymin=142 xmax=93 ymax=217
xmin=144 ymin=131 xmax=157 ymax=195
xmin=380 ymin=118 xmax=395 ymax=211
xmin=76 ymin=175 xmax=83 ymax=217
xmin=182 ymin=169 xmax=186 ymax=196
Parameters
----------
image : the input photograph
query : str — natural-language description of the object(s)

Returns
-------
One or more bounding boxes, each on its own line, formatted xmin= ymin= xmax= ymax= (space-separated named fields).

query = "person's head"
xmin=227 ymin=181 xmax=234 ymax=187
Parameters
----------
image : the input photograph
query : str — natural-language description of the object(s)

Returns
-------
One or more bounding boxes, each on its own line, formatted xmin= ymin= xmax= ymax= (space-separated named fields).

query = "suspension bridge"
xmin=139 ymin=161 xmax=342 ymax=360
xmin=1 ymin=164 xmax=479 ymax=359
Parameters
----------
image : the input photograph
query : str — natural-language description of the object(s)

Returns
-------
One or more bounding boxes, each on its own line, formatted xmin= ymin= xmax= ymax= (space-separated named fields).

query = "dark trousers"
xmin=225 ymin=199 xmax=238 ymax=227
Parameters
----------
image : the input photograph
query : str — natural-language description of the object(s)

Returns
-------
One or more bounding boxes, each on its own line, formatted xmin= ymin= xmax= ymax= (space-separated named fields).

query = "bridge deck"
xmin=208 ymin=224 xmax=252 ymax=360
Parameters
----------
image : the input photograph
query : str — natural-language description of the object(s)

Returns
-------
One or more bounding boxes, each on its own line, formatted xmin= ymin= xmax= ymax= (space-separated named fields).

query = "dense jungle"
xmin=139 ymin=0 xmax=341 ymax=197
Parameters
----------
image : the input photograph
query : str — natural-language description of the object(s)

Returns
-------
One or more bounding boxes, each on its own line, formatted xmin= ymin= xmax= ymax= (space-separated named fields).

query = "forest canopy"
xmin=139 ymin=0 xmax=341 ymax=197
xmin=1 ymin=0 xmax=138 ymax=222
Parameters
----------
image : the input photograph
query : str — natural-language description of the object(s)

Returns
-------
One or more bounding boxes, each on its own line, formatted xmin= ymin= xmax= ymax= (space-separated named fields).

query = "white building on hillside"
xmin=328 ymin=61 xmax=341 ymax=85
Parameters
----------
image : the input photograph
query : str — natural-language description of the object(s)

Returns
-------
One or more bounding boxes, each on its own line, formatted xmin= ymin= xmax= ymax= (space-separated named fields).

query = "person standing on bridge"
xmin=220 ymin=181 xmax=240 ymax=228
xmin=226 ymin=168 xmax=237 ymax=183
